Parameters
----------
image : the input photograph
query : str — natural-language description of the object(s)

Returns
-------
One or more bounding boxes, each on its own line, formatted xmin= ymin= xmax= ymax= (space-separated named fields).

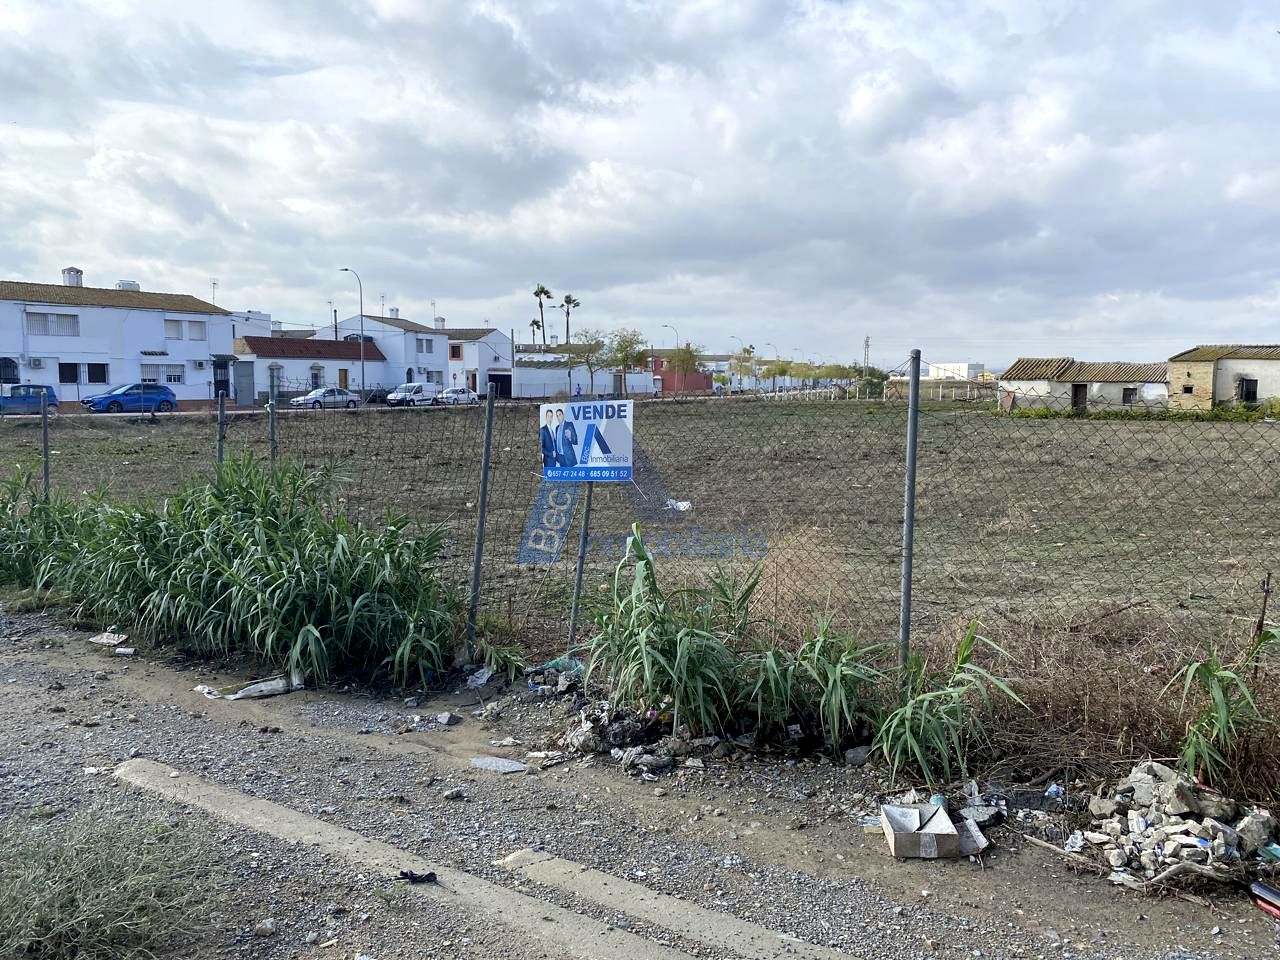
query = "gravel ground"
xmin=2 ymin=615 xmax=1276 ymax=960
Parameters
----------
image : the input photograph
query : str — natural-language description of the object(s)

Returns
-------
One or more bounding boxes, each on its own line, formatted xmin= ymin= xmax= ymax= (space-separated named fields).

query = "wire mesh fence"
xmin=3 ymin=365 xmax=1278 ymax=663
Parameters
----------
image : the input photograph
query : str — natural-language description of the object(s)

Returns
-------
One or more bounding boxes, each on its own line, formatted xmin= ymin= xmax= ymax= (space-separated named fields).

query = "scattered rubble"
xmin=1077 ymin=760 xmax=1276 ymax=887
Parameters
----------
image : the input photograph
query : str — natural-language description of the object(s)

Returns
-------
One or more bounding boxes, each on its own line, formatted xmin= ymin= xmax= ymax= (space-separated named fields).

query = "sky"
xmin=1 ymin=1 xmax=1278 ymax=369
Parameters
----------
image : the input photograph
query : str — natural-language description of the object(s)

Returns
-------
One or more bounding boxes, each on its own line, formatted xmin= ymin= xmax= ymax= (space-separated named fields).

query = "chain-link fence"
xmin=4 ymin=364 xmax=1278 ymax=664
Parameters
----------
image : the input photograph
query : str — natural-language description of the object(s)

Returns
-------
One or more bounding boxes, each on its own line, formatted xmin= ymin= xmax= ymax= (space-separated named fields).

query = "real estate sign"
xmin=538 ymin=400 xmax=633 ymax=482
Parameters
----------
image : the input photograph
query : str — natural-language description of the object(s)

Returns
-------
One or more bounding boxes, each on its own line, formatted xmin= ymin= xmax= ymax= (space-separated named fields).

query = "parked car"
xmin=0 ymin=384 xmax=58 ymax=414
xmin=289 ymin=387 xmax=359 ymax=409
xmin=437 ymin=387 xmax=480 ymax=406
xmin=81 ymin=383 xmax=176 ymax=414
xmin=386 ymin=383 xmax=443 ymax=407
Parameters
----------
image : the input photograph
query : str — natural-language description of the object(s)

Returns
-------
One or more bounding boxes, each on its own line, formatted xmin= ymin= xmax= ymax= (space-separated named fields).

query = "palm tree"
xmin=561 ymin=293 xmax=580 ymax=347
xmin=529 ymin=316 xmax=542 ymax=344
xmin=533 ymin=284 xmax=552 ymax=346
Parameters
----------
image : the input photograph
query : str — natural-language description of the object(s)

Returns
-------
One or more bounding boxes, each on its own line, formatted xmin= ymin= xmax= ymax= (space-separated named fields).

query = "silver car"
xmin=438 ymin=387 xmax=480 ymax=406
xmin=290 ymin=387 xmax=360 ymax=409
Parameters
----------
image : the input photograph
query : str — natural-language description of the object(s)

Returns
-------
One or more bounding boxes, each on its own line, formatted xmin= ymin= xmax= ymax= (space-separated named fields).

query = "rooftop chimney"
xmin=61 ymin=266 xmax=83 ymax=287
xmin=389 ymin=306 xmax=400 ymax=319
xmin=115 ymin=280 xmax=140 ymax=291
xmin=433 ymin=316 xmax=445 ymax=329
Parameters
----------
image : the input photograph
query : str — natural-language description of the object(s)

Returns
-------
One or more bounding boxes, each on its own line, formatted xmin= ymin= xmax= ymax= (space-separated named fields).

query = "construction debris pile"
xmin=558 ymin=702 xmax=740 ymax=779
xmin=1077 ymin=760 xmax=1279 ymax=886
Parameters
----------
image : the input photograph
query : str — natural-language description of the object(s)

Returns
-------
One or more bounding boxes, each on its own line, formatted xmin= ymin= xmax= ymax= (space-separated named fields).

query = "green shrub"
xmin=1165 ymin=627 xmax=1277 ymax=786
xmin=0 ymin=805 xmax=219 ymax=959
xmin=875 ymin=621 xmax=1022 ymax=784
xmin=5 ymin=458 xmax=462 ymax=686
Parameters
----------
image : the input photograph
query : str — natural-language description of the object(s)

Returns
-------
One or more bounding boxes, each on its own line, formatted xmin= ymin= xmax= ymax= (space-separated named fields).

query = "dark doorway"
xmin=1240 ymin=378 xmax=1259 ymax=403
xmin=1071 ymin=383 xmax=1087 ymax=412
xmin=405 ymin=368 xmax=413 ymax=383
xmin=487 ymin=372 xmax=512 ymax=398
xmin=213 ymin=360 xmax=231 ymax=400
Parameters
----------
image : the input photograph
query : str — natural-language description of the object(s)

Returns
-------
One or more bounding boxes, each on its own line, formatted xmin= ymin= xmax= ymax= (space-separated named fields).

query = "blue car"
xmin=0 ymin=384 xmax=58 ymax=414
xmin=81 ymin=383 xmax=177 ymax=414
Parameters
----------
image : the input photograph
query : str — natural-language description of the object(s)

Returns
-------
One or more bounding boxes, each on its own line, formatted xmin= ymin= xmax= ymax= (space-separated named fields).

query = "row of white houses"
xmin=0 ymin=268 xmax=663 ymax=408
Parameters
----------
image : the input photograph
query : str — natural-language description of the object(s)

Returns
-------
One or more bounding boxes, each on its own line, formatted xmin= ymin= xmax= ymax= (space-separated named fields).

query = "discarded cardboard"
xmin=88 ymin=632 xmax=127 ymax=647
xmin=881 ymin=803 xmax=961 ymax=859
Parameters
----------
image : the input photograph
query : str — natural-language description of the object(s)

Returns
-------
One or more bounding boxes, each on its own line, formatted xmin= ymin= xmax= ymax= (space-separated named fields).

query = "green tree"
xmin=791 ymin=361 xmax=818 ymax=388
xmin=570 ymin=328 xmax=608 ymax=395
xmin=668 ymin=342 xmax=703 ymax=376
xmin=730 ymin=345 xmax=757 ymax=388
xmin=761 ymin=359 xmax=791 ymax=392
xmin=533 ymin=284 xmax=552 ymax=346
xmin=605 ymin=328 xmax=649 ymax=396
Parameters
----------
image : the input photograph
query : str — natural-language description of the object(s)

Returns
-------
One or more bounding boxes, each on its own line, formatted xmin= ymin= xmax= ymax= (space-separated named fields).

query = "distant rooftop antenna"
xmin=211 ymin=278 xmax=218 ymax=303
xmin=380 ymin=292 xmax=385 ymax=315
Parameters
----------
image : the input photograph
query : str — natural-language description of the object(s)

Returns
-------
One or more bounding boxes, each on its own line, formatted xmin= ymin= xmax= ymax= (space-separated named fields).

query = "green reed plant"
xmin=875 ymin=621 xmax=1023 ymax=784
xmin=1165 ymin=627 xmax=1277 ymax=786
xmin=7 ymin=458 xmax=461 ymax=686
xmin=588 ymin=523 xmax=739 ymax=735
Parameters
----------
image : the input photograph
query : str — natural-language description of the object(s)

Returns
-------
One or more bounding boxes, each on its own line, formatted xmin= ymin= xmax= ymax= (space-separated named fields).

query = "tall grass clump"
xmin=5 ymin=458 xmax=462 ymax=685
xmin=875 ymin=621 xmax=1023 ymax=784
xmin=0 ymin=804 xmax=219 ymax=959
xmin=0 ymin=468 xmax=96 ymax=589
xmin=588 ymin=524 xmax=740 ymax=735
xmin=1165 ymin=626 xmax=1278 ymax=787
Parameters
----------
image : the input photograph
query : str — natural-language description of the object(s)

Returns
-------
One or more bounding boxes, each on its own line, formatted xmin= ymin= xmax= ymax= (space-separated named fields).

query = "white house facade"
xmin=444 ymin=326 xmax=513 ymax=396
xmin=999 ymin=358 xmax=1168 ymax=412
xmin=929 ymin=362 xmax=985 ymax=381
xmin=0 ymin=268 xmax=233 ymax=408
xmin=232 ymin=336 xmax=389 ymax=404
xmin=1167 ymin=345 xmax=1280 ymax=411
xmin=326 ymin=311 xmax=448 ymax=390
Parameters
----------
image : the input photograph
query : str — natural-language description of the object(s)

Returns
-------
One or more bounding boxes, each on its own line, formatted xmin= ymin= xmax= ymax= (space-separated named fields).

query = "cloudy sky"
xmin=1 ymin=1 xmax=1277 ymax=368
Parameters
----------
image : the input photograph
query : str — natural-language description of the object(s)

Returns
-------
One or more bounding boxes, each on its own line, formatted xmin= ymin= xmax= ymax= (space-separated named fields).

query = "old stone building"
xmin=1167 ymin=345 xmax=1280 ymax=410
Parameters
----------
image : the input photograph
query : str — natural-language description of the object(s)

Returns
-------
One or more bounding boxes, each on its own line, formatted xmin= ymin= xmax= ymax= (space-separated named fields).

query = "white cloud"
xmin=1 ymin=0 xmax=1278 ymax=366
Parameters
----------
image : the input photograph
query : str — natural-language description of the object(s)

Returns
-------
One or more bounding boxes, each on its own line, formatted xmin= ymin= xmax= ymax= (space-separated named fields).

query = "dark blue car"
xmin=0 ymin=384 xmax=58 ymax=414
xmin=81 ymin=383 xmax=177 ymax=414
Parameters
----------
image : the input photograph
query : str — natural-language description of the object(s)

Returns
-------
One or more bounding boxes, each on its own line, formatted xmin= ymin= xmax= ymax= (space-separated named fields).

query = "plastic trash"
xmin=88 ymin=632 xmax=127 ymax=646
xmin=1063 ymin=830 xmax=1086 ymax=854
xmin=1044 ymin=783 xmax=1066 ymax=800
xmin=664 ymin=499 xmax=692 ymax=512
xmin=466 ymin=667 xmax=495 ymax=689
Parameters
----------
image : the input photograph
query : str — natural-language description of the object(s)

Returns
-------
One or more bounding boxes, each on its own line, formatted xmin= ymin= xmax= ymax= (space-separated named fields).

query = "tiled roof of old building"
xmin=1002 ymin=357 xmax=1166 ymax=383
xmin=1168 ymin=345 xmax=1280 ymax=362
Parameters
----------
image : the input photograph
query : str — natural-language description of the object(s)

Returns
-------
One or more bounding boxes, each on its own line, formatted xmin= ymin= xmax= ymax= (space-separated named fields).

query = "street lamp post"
xmin=661 ymin=323 xmax=680 ymax=350
xmin=339 ymin=267 xmax=365 ymax=397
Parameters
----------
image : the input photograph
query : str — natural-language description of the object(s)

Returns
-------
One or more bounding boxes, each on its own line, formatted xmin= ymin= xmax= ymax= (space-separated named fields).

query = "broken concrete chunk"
xmin=1235 ymin=810 xmax=1277 ymax=855
xmin=436 ymin=712 xmax=462 ymax=726
xmin=1089 ymin=796 xmax=1122 ymax=818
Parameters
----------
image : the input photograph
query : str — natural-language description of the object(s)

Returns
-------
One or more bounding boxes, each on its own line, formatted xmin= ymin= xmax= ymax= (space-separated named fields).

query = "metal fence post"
xmin=268 ymin=393 xmax=278 ymax=463
xmin=216 ymin=392 xmax=226 ymax=466
xmin=567 ymin=480 xmax=595 ymax=645
xmin=40 ymin=391 xmax=50 ymax=501
xmin=898 ymin=348 xmax=922 ymax=672
xmin=466 ymin=390 xmax=498 ymax=661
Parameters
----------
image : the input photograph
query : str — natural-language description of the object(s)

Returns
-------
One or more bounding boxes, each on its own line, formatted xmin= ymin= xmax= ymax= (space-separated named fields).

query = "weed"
xmin=875 ymin=621 xmax=1023 ymax=784
xmin=0 ymin=804 xmax=219 ymax=959
xmin=588 ymin=524 xmax=739 ymax=735
xmin=1165 ymin=626 xmax=1278 ymax=786
xmin=3 ymin=458 xmax=463 ymax=686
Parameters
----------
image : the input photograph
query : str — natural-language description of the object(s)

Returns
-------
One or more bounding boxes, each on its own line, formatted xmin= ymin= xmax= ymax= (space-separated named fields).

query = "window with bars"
xmin=25 ymin=313 xmax=79 ymax=336
xmin=141 ymin=364 xmax=184 ymax=384
xmin=449 ymin=344 xmax=462 ymax=360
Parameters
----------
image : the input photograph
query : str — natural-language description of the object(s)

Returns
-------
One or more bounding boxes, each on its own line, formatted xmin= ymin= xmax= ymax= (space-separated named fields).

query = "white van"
xmin=385 ymin=382 xmax=443 ymax=407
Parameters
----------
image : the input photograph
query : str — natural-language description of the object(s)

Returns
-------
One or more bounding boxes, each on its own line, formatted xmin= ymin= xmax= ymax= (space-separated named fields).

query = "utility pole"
xmin=211 ymin=278 xmax=218 ymax=304
xmin=339 ymin=268 xmax=365 ymax=398
xmin=863 ymin=336 xmax=871 ymax=379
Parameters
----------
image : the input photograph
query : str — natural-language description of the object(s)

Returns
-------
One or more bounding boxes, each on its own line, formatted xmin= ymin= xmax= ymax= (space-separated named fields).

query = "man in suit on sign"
xmin=540 ymin=408 xmax=557 ymax=468
xmin=554 ymin=407 xmax=578 ymax=467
